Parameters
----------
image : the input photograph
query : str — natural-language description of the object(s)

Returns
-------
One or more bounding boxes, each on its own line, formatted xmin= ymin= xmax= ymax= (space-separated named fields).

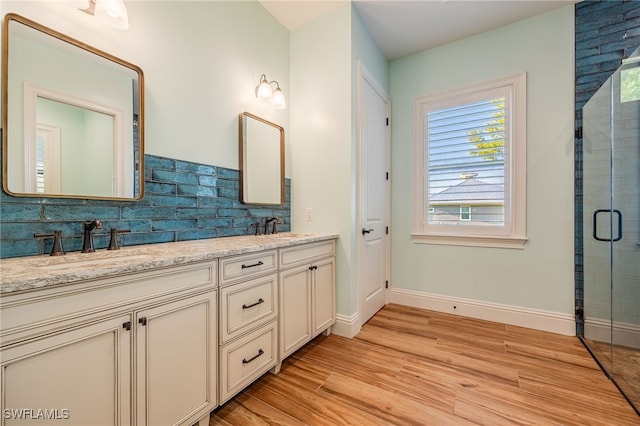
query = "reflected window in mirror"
xmin=2 ymin=13 xmax=144 ymax=200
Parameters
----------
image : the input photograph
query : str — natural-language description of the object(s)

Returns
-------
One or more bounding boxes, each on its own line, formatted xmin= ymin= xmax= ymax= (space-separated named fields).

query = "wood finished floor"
xmin=210 ymin=304 xmax=640 ymax=425
xmin=585 ymin=338 xmax=640 ymax=410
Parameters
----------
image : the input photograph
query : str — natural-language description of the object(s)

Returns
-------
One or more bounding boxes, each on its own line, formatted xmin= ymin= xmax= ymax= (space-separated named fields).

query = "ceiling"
xmin=259 ymin=0 xmax=576 ymax=61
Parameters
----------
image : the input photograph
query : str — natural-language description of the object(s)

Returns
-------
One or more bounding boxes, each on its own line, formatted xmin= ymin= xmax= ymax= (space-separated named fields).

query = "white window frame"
xmin=459 ymin=206 xmax=471 ymax=222
xmin=412 ymin=73 xmax=527 ymax=249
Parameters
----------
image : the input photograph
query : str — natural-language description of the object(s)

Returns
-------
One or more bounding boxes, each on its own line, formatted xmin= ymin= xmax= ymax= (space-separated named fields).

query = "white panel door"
xmin=358 ymin=62 xmax=391 ymax=325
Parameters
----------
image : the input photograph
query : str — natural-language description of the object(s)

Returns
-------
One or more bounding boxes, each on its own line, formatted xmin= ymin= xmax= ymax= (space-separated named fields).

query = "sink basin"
xmin=38 ymin=254 xmax=152 ymax=271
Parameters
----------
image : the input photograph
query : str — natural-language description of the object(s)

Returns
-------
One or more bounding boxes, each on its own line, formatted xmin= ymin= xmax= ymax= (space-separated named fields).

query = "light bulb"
xmin=95 ymin=0 xmax=129 ymax=30
xmin=270 ymin=87 xmax=286 ymax=110
xmin=257 ymin=81 xmax=273 ymax=99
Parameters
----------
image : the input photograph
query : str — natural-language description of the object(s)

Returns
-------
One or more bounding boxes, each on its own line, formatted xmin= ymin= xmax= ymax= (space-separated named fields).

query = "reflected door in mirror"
xmin=2 ymin=13 xmax=144 ymax=200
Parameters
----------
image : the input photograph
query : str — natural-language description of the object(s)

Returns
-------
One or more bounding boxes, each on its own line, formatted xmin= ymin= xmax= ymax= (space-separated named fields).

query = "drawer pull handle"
xmin=242 ymin=349 xmax=264 ymax=364
xmin=242 ymin=298 xmax=265 ymax=309
xmin=241 ymin=261 xmax=264 ymax=269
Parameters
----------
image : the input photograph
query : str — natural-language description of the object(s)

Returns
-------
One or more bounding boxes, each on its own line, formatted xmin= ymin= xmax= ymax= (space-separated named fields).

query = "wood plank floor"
xmin=585 ymin=338 xmax=640 ymax=410
xmin=210 ymin=304 xmax=640 ymax=425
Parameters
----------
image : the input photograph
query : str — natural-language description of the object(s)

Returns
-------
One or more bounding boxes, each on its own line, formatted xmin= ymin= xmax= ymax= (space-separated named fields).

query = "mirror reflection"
xmin=2 ymin=13 xmax=144 ymax=200
xmin=239 ymin=112 xmax=284 ymax=205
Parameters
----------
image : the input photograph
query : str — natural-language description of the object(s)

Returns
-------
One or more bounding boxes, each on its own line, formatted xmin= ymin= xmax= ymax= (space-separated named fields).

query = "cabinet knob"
xmin=123 ymin=321 xmax=131 ymax=331
xmin=139 ymin=317 xmax=147 ymax=326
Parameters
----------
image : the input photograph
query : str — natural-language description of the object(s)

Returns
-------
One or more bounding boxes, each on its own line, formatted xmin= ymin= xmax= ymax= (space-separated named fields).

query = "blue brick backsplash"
xmin=574 ymin=0 xmax=639 ymax=335
xmin=0 ymin=154 xmax=291 ymax=258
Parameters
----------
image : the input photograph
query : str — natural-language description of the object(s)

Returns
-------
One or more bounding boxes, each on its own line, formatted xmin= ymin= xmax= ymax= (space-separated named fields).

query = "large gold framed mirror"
xmin=1 ymin=13 xmax=144 ymax=200
xmin=239 ymin=112 xmax=284 ymax=206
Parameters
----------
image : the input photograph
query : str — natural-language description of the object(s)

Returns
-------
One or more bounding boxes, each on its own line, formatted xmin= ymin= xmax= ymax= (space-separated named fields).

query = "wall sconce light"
xmin=79 ymin=0 xmax=129 ymax=30
xmin=255 ymin=74 xmax=286 ymax=110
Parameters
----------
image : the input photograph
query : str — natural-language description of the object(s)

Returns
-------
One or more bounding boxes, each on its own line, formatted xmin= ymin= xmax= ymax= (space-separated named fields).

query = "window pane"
xmin=426 ymin=97 xmax=505 ymax=226
xmin=621 ymin=66 xmax=639 ymax=103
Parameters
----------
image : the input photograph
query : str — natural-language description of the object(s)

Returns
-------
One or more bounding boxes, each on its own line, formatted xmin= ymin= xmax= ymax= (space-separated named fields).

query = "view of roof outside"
xmin=427 ymin=97 xmax=506 ymax=226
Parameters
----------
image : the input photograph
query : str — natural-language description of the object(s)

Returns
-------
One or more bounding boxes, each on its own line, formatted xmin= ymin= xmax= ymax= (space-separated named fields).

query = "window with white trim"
xmin=459 ymin=206 xmax=471 ymax=221
xmin=412 ymin=73 xmax=527 ymax=248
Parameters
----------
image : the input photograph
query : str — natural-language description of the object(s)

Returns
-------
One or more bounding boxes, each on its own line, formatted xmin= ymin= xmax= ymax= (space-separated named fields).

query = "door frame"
xmin=356 ymin=60 xmax=391 ymax=328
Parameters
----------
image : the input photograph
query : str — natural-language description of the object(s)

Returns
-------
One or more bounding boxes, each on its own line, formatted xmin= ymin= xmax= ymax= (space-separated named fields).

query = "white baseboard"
xmin=585 ymin=317 xmax=640 ymax=349
xmin=332 ymin=312 xmax=361 ymax=338
xmin=389 ymin=288 xmax=576 ymax=336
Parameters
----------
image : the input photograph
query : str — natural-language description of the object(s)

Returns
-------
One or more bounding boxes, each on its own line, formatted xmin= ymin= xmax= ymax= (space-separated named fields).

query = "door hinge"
xmin=575 ymin=127 xmax=583 ymax=139
xmin=385 ymin=226 xmax=389 ymax=235
xmin=385 ymin=280 xmax=389 ymax=289
xmin=386 ymin=117 xmax=389 ymax=126
xmin=385 ymin=172 xmax=389 ymax=180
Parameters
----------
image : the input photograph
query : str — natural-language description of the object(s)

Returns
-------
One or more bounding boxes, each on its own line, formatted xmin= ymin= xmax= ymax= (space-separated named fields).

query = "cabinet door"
xmin=135 ymin=291 xmax=217 ymax=426
xmin=279 ymin=264 xmax=312 ymax=358
xmin=312 ymin=257 xmax=336 ymax=335
xmin=1 ymin=315 xmax=132 ymax=426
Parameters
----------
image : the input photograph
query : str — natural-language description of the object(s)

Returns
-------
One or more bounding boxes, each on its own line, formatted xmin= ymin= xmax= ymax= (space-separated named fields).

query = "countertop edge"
xmin=0 ymin=233 xmax=338 ymax=295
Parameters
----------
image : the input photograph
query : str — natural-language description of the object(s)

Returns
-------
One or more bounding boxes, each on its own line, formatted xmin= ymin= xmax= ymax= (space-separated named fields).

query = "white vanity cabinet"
xmin=278 ymin=240 xmax=336 ymax=360
xmin=218 ymin=250 xmax=279 ymax=404
xmin=0 ymin=262 xmax=218 ymax=426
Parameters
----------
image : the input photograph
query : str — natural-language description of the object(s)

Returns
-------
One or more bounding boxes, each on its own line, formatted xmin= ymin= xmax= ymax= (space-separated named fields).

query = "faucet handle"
xmin=34 ymin=231 xmax=66 ymax=256
xmin=271 ymin=217 xmax=280 ymax=234
xmin=107 ymin=228 xmax=131 ymax=250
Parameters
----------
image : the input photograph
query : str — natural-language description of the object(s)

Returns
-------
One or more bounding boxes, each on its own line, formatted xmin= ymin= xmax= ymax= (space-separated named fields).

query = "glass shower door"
xmin=582 ymin=46 xmax=640 ymax=413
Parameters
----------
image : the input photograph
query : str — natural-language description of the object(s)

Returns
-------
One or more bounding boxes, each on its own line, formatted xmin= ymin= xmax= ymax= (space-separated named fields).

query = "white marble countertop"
xmin=0 ymin=233 xmax=338 ymax=295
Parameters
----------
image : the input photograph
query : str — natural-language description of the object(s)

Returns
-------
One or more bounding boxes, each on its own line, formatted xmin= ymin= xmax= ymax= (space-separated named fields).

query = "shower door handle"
xmin=593 ymin=209 xmax=622 ymax=242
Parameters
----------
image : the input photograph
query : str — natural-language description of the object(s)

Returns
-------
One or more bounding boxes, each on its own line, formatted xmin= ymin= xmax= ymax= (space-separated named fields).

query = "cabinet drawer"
xmin=0 ymin=262 xmax=216 ymax=344
xmin=279 ymin=241 xmax=335 ymax=268
xmin=219 ymin=321 xmax=277 ymax=403
xmin=219 ymin=250 xmax=277 ymax=286
xmin=219 ymin=274 xmax=278 ymax=344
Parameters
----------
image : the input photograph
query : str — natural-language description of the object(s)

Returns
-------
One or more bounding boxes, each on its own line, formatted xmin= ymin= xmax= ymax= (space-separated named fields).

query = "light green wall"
xmin=1 ymin=1 xmax=290 ymax=175
xmin=350 ymin=6 xmax=389 ymax=317
xmin=351 ymin=6 xmax=389 ymax=93
xmin=389 ymin=6 xmax=575 ymax=314
xmin=289 ymin=5 xmax=353 ymax=314
xmin=289 ymin=4 xmax=389 ymax=317
xmin=2 ymin=1 xmax=576 ymax=319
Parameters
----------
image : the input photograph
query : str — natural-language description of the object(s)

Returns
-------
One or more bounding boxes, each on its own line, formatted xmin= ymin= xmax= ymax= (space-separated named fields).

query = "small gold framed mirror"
xmin=239 ymin=112 xmax=284 ymax=206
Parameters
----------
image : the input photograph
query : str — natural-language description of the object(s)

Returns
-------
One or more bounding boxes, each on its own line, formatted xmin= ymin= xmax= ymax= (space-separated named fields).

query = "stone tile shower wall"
xmin=0 ymin=154 xmax=291 ymax=258
xmin=574 ymin=0 xmax=640 ymax=333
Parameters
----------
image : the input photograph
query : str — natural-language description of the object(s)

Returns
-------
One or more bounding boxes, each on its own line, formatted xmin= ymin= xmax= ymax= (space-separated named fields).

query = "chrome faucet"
xmin=264 ymin=217 xmax=280 ymax=234
xmin=81 ymin=220 xmax=103 ymax=253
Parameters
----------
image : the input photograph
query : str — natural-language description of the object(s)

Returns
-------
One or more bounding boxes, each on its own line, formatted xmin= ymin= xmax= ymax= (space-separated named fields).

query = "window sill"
xmin=412 ymin=233 xmax=528 ymax=249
